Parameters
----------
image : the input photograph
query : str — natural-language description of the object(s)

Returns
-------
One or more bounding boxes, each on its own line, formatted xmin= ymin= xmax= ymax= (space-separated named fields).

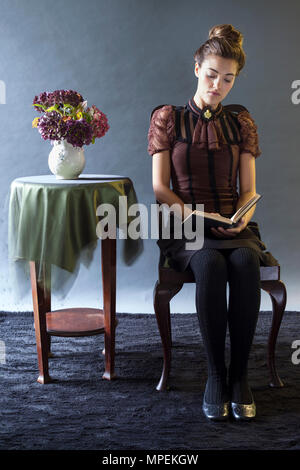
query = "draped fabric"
xmin=8 ymin=175 xmax=143 ymax=298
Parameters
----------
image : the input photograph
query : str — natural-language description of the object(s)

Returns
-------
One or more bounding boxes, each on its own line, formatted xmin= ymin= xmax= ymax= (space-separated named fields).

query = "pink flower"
xmin=88 ymin=105 xmax=110 ymax=139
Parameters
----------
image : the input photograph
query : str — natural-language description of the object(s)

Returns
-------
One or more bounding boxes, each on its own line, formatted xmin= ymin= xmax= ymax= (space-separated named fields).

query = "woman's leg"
xmin=226 ymin=247 xmax=261 ymax=404
xmin=189 ymin=248 xmax=229 ymax=404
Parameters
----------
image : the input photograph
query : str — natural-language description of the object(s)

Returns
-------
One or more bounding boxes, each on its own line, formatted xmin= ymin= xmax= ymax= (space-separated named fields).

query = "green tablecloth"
xmin=8 ymin=174 xmax=143 ymax=296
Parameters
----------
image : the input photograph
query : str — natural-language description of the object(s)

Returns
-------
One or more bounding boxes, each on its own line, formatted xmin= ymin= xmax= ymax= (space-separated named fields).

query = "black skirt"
xmin=157 ymin=220 xmax=279 ymax=272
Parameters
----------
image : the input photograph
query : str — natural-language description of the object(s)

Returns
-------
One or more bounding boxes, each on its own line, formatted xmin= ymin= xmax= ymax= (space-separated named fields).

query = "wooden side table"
xmin=9 ymin=174 xmax=141 ymax=383
xmin=29 ymin=234 xmax=116 ymax=383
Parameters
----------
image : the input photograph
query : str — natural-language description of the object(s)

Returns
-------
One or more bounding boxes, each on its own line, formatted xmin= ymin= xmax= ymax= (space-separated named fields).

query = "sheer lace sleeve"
xmin=147 ymin=105 xmax=175 ymax=156
xmin=237 ymin=110 xmax=262 ymax=159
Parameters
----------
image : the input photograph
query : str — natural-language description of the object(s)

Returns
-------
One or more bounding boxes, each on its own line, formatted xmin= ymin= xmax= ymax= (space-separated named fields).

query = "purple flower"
xmin=33 ymin=89 xmax=84 ymax=112
xmin=37 ymin=111 xmax=67 ymax=141
xmin=33 ymin=89 xmax=109 ymax=147
xmin=64 ymin=119 xmax=93 ymax=147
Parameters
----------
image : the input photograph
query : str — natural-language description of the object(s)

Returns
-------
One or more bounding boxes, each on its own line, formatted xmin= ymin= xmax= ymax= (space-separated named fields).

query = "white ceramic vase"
xmin=48 ymin=140 xmax=85 ymax=179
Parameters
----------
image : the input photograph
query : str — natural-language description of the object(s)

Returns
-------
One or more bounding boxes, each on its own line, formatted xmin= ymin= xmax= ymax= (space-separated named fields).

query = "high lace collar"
xmin=187 ymin=98 xmax=223 ymax=122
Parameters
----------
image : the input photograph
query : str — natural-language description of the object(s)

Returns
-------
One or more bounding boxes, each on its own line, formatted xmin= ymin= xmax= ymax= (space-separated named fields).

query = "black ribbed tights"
xmin=189 ymin=247 xmax=261 ymax=404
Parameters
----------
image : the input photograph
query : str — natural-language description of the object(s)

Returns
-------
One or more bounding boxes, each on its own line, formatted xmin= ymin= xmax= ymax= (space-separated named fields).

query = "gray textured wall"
xmin=1 ymin=0 xmax=299 ymax=312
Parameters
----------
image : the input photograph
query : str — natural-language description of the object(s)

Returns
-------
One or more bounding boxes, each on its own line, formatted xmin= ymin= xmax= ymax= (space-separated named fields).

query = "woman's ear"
xmin=194 ymin=62 xmax=200 ymax=78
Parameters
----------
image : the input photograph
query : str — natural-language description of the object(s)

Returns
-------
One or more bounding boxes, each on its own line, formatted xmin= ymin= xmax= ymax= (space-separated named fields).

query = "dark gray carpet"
xmin=0 ymin=311 xmax=300 ymax=451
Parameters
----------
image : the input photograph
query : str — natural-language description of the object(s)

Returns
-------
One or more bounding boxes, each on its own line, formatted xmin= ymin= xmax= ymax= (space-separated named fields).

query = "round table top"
xmin=8 ymin=172 xmax=143 ymax=296
xmin=13 ymin=174 xmax=131 ymax=186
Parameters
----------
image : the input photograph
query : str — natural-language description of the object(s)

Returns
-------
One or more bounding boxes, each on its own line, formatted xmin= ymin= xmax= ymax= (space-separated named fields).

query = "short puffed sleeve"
xmin=237 ymin=110 xmax=262 ymax=159
xmin=147 ymin=105 xmax=175 ymax=156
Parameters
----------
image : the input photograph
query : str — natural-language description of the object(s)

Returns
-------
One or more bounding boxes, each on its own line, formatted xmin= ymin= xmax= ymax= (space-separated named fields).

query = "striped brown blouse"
xmin=147 ymin=98 xmax=261 ymax=218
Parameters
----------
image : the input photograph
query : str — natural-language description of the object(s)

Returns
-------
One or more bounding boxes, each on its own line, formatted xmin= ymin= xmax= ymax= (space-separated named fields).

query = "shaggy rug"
xmin=0 ymin=311 xmax=300 ymax=452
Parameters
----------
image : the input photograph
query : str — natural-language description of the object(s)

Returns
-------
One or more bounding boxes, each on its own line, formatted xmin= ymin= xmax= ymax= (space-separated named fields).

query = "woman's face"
xmin=194 ymin=54 xmax=238 ymax=108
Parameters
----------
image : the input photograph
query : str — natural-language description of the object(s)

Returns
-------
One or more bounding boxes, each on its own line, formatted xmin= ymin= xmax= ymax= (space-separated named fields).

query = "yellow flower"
xmin=76 ymin=111 xmax=83 ymax=119
xmin=32 ymin=117 xmax=39 ymax=128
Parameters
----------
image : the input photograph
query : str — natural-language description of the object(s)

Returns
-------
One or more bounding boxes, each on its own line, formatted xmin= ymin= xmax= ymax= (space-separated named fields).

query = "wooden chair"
xmin=153 ymin=211 xmax=287 ymax=392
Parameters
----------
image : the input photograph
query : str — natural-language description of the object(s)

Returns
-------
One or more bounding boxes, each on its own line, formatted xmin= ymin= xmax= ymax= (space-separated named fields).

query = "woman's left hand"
xmin=210 ymin=217 xmax=247 ymax=238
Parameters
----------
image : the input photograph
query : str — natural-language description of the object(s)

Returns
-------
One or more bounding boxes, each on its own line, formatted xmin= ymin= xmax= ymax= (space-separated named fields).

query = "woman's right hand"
xmin=208 ymin=213 xmax=228 ymax=237
xmin=209 ymin=212 xmax=240 ymax=238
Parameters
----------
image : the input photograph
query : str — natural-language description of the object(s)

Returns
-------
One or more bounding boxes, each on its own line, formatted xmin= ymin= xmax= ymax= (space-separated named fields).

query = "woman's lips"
xmin=209 ymin=91 xmax=220 ymax=96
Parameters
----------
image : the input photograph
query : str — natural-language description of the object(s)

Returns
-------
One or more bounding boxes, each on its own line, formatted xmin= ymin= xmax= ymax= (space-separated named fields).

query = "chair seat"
xmin=159 ymin=254 xmax=280 ymax=284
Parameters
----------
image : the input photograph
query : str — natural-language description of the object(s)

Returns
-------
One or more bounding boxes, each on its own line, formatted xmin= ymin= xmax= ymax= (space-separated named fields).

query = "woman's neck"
xmin=193 ymin=94 xmax=219 ymax=111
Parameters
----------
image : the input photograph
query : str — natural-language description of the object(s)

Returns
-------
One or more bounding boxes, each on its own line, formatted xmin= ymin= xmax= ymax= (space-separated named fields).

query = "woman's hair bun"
xmin=208 ymin=24 xmax=243 ymax=48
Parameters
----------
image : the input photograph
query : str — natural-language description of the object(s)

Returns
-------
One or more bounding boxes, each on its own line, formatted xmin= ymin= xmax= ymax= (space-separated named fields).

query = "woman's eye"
xmin=208 ymin=74 xmax=232 ymax=84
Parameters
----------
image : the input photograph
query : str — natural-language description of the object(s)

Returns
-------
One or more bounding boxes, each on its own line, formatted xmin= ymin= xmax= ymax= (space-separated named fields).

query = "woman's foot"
xmin=229 ymin=373 xmax=256 ymax=420
xmin=202 ymin=397 xmax=230 ymax=421
xmin=230 ymin=400 xmax=256 ymax=420
xmin=202 ymin=375 xmax=229 ymax=421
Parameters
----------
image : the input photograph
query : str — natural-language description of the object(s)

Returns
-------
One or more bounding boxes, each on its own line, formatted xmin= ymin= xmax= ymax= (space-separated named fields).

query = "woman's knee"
xmin=189 ymin=248 xmax=228 ymax=280
xmin=227 ymin=247 xmax=260 ymax=273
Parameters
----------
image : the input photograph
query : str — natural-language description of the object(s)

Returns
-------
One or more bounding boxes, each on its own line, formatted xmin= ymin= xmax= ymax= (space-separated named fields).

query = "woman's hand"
xmin=209 ymin=213 xmax=247 ymax=238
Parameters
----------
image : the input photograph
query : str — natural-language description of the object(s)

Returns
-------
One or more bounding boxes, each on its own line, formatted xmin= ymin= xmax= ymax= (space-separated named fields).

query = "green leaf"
xmin=33 ymin=103 xmax=46 ymax=110
xmin=83 ymin=112 xmax=92 ymax=123
xmin=63 ymin=103 xmax=74 ymax=113
xmin=45 ymin=105 xmax=64 ymax=116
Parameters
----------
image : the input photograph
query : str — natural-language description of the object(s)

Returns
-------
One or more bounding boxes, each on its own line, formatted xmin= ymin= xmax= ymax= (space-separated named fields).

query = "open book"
xmin=182 ymin=194 xmax=262 ymax=229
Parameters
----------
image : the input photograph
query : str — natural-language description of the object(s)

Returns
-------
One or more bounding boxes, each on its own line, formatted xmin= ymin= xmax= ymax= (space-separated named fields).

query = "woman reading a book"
xmin=147 ymin=24 xmax=278 ymax=421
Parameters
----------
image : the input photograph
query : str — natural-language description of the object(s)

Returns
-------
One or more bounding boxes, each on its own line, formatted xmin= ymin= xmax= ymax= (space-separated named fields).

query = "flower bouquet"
xmin=32 ymin=89 xmax=109 ymax=179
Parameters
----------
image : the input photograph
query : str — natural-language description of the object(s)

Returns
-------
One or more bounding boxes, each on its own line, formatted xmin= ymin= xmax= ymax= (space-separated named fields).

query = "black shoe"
xmin=231 ymin=401 xmax=256 ymax=420
xmin=202 ymin=397 xmax=229 ymax=421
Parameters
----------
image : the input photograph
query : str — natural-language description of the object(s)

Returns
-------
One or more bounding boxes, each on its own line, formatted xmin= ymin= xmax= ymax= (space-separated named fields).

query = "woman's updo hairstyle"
xmin=194 ymin=24 xmax=245 ymax=76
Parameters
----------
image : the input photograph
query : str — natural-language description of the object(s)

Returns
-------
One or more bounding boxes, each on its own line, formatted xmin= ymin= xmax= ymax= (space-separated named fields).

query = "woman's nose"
xmin=213 ymin=76 xmax=221 ymax=89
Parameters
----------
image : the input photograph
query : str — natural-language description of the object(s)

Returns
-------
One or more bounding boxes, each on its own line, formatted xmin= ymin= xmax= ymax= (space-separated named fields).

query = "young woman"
xmin=147 ymin=24 xmax=278 ymax=421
